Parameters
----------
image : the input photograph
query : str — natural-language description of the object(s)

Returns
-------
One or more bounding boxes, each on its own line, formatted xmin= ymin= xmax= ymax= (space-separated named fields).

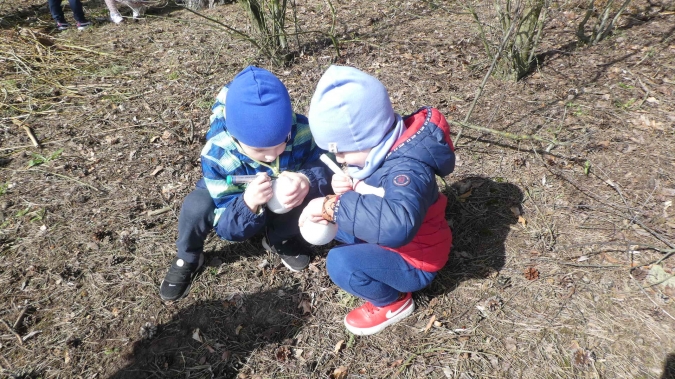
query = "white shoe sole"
xmin=344 ymin=299 xmax=415 ymax=336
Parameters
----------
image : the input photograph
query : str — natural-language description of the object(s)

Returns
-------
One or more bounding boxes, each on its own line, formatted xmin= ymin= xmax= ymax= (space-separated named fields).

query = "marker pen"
xmin=225 ymin=175 xmax=258 ymax=185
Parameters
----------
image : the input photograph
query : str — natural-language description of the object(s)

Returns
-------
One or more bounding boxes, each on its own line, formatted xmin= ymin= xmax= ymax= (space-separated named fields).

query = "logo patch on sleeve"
xmin=393 ymin=174 xmax=411 ymax=186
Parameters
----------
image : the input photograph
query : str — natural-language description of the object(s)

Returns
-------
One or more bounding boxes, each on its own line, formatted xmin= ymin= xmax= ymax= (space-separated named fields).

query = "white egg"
xmin=267 ymin=177 xmax=293 ymax=214
xmin=300 ymin=220 xmax=338 ymax=246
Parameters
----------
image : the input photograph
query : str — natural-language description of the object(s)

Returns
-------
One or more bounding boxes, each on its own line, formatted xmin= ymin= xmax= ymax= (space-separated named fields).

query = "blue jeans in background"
xmin=48 ymin=0 xmax=87 ymax=23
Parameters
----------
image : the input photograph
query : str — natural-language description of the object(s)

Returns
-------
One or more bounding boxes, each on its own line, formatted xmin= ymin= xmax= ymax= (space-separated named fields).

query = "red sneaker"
xmin=344 ymin=292 xmax=415 ymax=335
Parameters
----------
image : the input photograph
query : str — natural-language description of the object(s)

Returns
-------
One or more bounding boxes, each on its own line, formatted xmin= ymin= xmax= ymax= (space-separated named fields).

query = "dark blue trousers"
xmin=176 ymin=186 xmax=307 ymax=264
xmin=48 ymin=0 xmax=87 ymax=23
xmin=326 ymin=230 xmax=436 ymax=306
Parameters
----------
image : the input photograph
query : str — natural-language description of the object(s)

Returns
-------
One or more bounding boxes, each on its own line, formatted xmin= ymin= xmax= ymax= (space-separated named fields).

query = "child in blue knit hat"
xmin=159 ymin=66 xmax=333 ymax=301
xmin=301 ymin=65 xmax=456 ymax=335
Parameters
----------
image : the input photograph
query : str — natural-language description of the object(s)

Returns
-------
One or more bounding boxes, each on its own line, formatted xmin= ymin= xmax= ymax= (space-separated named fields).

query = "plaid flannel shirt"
xmin=200 ymin=85 xmax=323 ymax=225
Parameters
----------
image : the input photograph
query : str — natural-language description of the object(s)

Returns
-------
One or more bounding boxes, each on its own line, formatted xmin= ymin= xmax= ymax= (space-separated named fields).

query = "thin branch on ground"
xmin=598 ymin=172 xmax=675 ymax=250
xmin=0 ymin=319 xmax=22 ymax=346
xmin=0 ymin=123 xmax=153 ymax=152
xmin=452 ymin=120 xmax=570 ymax=146
xmin=176 ymin=6 xmax=262 ymax=49
xmin=629 ymin=272 xmax=675 ymax=321
xmin=147 ymin=206 xmax=172 ymax=217
xmin=643 ymin=270 xmax=675 ymax=288
xmin=455 ymin=10 xmax=520 ymax=145
xmin=1 ymin=167 xmax=106 ymax=193
xmin=395 ymin=347 xmax=502 ymax=376
xmin=12 ymin=119 xmax=39 ymax=148
xmin=12 ymin=306 xmax=30 ymax=330
xmin=522 ymin=183 xmax=556 ymax=249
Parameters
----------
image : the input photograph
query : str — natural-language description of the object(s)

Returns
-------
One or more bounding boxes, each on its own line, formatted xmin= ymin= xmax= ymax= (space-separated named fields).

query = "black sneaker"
xmin=56 ymin=21 xmax=70 ymax=30
xmin=262 ymin=237 xmax=311 ymax=272
xmin=159 ymin=254 xmax=204 ymax=301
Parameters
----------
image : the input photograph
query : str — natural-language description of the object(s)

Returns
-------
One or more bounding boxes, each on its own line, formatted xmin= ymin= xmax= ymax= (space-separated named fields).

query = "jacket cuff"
xmin=214 ymin=195 xmax=266 ymax=241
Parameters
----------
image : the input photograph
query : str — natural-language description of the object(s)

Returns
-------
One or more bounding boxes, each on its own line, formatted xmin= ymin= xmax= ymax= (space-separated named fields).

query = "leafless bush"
xmin=180 ymin=0 xmax=339 ymax=64
xmin=576 ymin=0 xmax=632 ymax=45
xmin=239 ymin=0 xmax=289 ymax=56
xmin=467 ymin=0 xmax=548 ymax=81
xmin=179 ymin=0 xmax=218 ymax=10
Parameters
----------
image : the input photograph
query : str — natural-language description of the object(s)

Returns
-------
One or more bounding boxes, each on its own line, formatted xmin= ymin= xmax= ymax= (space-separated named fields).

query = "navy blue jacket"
xmin=333 ymin=107 xmax=455 ymax=271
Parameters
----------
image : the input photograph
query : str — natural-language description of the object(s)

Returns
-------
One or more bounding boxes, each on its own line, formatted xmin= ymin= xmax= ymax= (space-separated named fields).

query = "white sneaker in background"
xmin=110 ymin=13 xmax=124 ymax=24
xmin=131 ymin=5 xmax=147 ymax=18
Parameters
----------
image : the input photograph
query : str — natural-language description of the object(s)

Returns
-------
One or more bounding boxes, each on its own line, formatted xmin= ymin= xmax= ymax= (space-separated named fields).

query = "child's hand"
xmin=298 ymin=197 xmax=328 ymax=227
xmin=243 ymin=173 xmax=273 ymax=213
xmin=331 ymin=173 xmax=353 ymax=195
xmin=277 ymin=172 xmax=310 ymax=209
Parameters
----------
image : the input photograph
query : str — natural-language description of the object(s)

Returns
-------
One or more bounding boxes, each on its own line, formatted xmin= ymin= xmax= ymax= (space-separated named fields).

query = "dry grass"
xmin=1 ymin=0 xmax=675 ymax=378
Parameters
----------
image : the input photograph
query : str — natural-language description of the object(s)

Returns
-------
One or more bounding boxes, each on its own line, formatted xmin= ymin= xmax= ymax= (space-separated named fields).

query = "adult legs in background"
xmin=104 ymin=0 xmax=124 ymax=23
xmin=48 ymin=0 xmax=87 ymax=23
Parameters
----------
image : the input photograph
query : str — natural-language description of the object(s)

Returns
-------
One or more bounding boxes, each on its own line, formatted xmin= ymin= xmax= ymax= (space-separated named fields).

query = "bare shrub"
xmin=239 ymin=0 xmax=289 ymax=56
xmin=467 ymin=0 xmax=548 ymax=81
xmin=576 ymin=0 xmax=632 ymax=45
xmin=180 ymin=0 xmax=339 ymax=64
xmin=180 ymin=0 xmax=217 ymax=10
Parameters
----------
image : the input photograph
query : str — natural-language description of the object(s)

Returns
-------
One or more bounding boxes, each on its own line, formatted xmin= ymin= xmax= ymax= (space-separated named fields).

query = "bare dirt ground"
xmin=1 ymin=0 xmax=675 ymax=378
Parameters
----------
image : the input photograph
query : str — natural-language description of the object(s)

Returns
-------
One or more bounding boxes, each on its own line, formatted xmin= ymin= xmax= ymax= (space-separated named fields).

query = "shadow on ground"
xmin=108 ymin=288 xmax=305 ymax=379
xmin=662 ymin=353 xmax=675 ymax=379
xmin=419 ymin=176 xmax=523 ymax=299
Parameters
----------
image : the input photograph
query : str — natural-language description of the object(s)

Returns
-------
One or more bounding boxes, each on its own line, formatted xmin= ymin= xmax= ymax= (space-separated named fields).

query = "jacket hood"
xmin=387 ymin=107 xmax=455 ymax=177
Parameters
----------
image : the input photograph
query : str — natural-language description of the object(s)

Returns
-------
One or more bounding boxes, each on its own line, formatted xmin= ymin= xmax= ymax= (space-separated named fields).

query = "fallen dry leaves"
xmin=388 ymin=359 xmax=403 ymax=367
xmin=330 ymin=366 xmax=348 ymax=379
xmin=524 ymin=267 xmax=539 ymax=280
xmin=297 ymin=298 xmax=312 ymax=315
xmin=571 ymin=340 xmax=595 ymax=368
xmin=275 ymin=346 xmax=291 ymax=362
xmin=333 ymin=340 xmax=345 ymax=354
xmin=424 ymin=315 xmax=437 ymax=333
xmin=510 ymin=204 xmax=527 ymax=226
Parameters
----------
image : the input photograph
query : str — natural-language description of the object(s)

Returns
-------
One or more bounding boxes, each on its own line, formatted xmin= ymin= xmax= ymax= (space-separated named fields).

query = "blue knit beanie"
xmin=308 ymin=65 xmax=395 ymax=153
xmin=225 ymin=66 xmax=292 ymax=147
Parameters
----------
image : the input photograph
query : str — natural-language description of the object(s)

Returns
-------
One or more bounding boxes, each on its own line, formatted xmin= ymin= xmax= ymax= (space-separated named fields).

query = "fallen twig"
xmin=31 ymin=168 xmax=105 ymax=193
xmin=452 ymin=120 xmax=569 ymax=146
xmin=13 ymin=305 xmax=31 ymax=330
xmin=455 ymin=7 xmax=520 ymax=145
xmin=0 ymin=123 xmax=149 ymax=152
xmin=21 ymin=330 xmax=41 ymax=342
xmin=0 ymin=354 xmax=11 ymax=370
xmin=11 ymin=119 xmax=40 ymax=148
xmin=629 ymin=272 xmax=675 ymax=321
xmin=14 ymin=167 xmax=106 ymax=193
xmin=147 ymin=207 xmax=172 ymax=216
xmin=636 ymin=78 xmax=651 ymax=109
xmin=600 ymin=175 xmax=675 ymax=250
xmin=395 ymin=347 xmax=502 ymax=376
xmin=0 ymin=319 xmax=22 ymax=345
